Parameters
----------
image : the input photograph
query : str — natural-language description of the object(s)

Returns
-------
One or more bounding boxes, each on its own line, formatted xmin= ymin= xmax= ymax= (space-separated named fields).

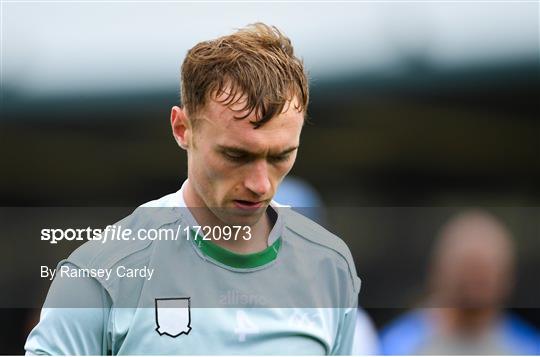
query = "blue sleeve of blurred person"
xmin=380 ymin=310 xmax=539 ymax=355
xmin=273 ymin=177 xmax=325 ymax=224
xmin=501 ymin=313 xmax=540 ymax=355
xmin=379 ymin=310 xmax=429 ymax=355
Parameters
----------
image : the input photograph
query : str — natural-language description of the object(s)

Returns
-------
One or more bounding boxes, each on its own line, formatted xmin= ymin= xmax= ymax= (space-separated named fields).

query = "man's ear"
xmin=170 ymin=106 xmax=191 ymax=150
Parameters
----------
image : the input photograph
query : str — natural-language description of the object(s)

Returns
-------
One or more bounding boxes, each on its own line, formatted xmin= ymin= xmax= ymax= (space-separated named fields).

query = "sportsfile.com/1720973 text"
xmin=40 ymin=225 xmax=252 ymax=244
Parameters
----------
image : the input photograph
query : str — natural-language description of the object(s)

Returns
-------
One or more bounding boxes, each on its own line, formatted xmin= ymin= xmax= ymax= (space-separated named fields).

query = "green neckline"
xmin=192 ymin=232 xmax=281 ymax=269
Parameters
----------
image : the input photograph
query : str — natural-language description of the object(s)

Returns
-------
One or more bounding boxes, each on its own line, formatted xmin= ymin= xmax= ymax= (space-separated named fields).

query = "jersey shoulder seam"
xmin=283 ymin=209 xmax=359 ymax=293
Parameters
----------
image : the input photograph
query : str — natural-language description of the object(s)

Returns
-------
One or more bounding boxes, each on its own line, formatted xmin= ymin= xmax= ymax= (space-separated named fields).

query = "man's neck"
xmin=183 ymin=181 xmax=272 ymax=254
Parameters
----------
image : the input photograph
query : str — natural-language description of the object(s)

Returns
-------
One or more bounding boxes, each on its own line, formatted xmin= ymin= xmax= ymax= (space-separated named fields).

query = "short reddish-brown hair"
xmin=180 ymin=23 xmax=309 ymax=128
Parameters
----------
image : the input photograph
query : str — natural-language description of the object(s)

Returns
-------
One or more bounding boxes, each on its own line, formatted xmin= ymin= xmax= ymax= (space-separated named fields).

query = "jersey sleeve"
xmin=332 ymin=267 xmax=361 ymax=355
xmin=331 ymin=307 xmax=359 ymax=355
xmin=25 ymin=262 xmax=112 ymax=355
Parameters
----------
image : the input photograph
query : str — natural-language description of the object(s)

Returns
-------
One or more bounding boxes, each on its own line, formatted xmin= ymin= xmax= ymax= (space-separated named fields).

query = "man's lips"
xmin=233 ymin=199 xmax=266 ymax=210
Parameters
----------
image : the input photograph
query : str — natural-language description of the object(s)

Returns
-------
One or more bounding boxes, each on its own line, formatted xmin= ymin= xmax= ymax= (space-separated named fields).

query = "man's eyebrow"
xmin=217 ymin=145 xmax=298 ymax=156
xmin=272 ymin=146 xmax=298 ymax=156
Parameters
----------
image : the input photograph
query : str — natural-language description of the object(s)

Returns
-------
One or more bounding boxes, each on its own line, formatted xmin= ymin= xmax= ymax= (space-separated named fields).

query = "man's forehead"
xmin=191 ymin=97 xmax=303 ymax=156
xmin=197 ymin=95 xmax=304 ymax=130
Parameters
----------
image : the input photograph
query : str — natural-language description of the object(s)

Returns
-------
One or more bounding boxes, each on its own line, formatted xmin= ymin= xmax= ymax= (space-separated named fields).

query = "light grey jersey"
xmin=26 ymin=184 xmax=360 ymax=355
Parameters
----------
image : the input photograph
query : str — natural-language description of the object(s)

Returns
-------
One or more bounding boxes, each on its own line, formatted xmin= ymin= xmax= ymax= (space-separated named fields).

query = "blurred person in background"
xmin=380 ymin=209 xmax=539 ymax=355
xmin=275 ymin=177 xmax=379 ymax=355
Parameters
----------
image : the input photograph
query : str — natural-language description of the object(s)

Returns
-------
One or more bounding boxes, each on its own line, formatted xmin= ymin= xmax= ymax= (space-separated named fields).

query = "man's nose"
xmin=244 ymin=160 xmax=271 ymax=197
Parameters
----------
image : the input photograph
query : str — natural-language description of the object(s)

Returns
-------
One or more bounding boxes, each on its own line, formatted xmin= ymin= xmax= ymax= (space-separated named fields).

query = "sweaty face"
xmin=185 ymin=97 xmax=304 ymax=226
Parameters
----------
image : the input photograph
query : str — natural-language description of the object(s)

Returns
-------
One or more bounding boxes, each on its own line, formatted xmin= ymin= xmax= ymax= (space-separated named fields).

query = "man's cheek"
xmin=205 ymin=159 xmax=229 ymax=181
xmin=277 ymin=161 xmax=295 ymax=181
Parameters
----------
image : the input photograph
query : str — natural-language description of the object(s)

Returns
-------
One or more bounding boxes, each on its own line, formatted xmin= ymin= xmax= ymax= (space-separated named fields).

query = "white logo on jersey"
xmin=234 ymin=310 xmax=260 ymax=342
xmin=155 ymin=297 xmax=192 ymax=337
xmin=288 ymin=311 xmax=319 ymax=330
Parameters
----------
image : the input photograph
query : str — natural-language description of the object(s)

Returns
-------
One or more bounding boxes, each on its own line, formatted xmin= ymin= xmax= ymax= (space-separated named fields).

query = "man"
xmin=380 ymin=210 xmax=539 ymax=355
xmin=25 ymin=23 xmax=361 ymax=354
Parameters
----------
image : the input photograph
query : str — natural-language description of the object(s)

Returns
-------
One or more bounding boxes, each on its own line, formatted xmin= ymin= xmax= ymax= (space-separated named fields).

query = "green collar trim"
xmin=193 ymin=233 xmax=281 ymax=269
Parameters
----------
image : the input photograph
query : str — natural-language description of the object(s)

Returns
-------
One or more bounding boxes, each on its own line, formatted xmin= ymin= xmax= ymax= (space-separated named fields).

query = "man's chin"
xmin=216 ymin=206 xmax=268 ymax=226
